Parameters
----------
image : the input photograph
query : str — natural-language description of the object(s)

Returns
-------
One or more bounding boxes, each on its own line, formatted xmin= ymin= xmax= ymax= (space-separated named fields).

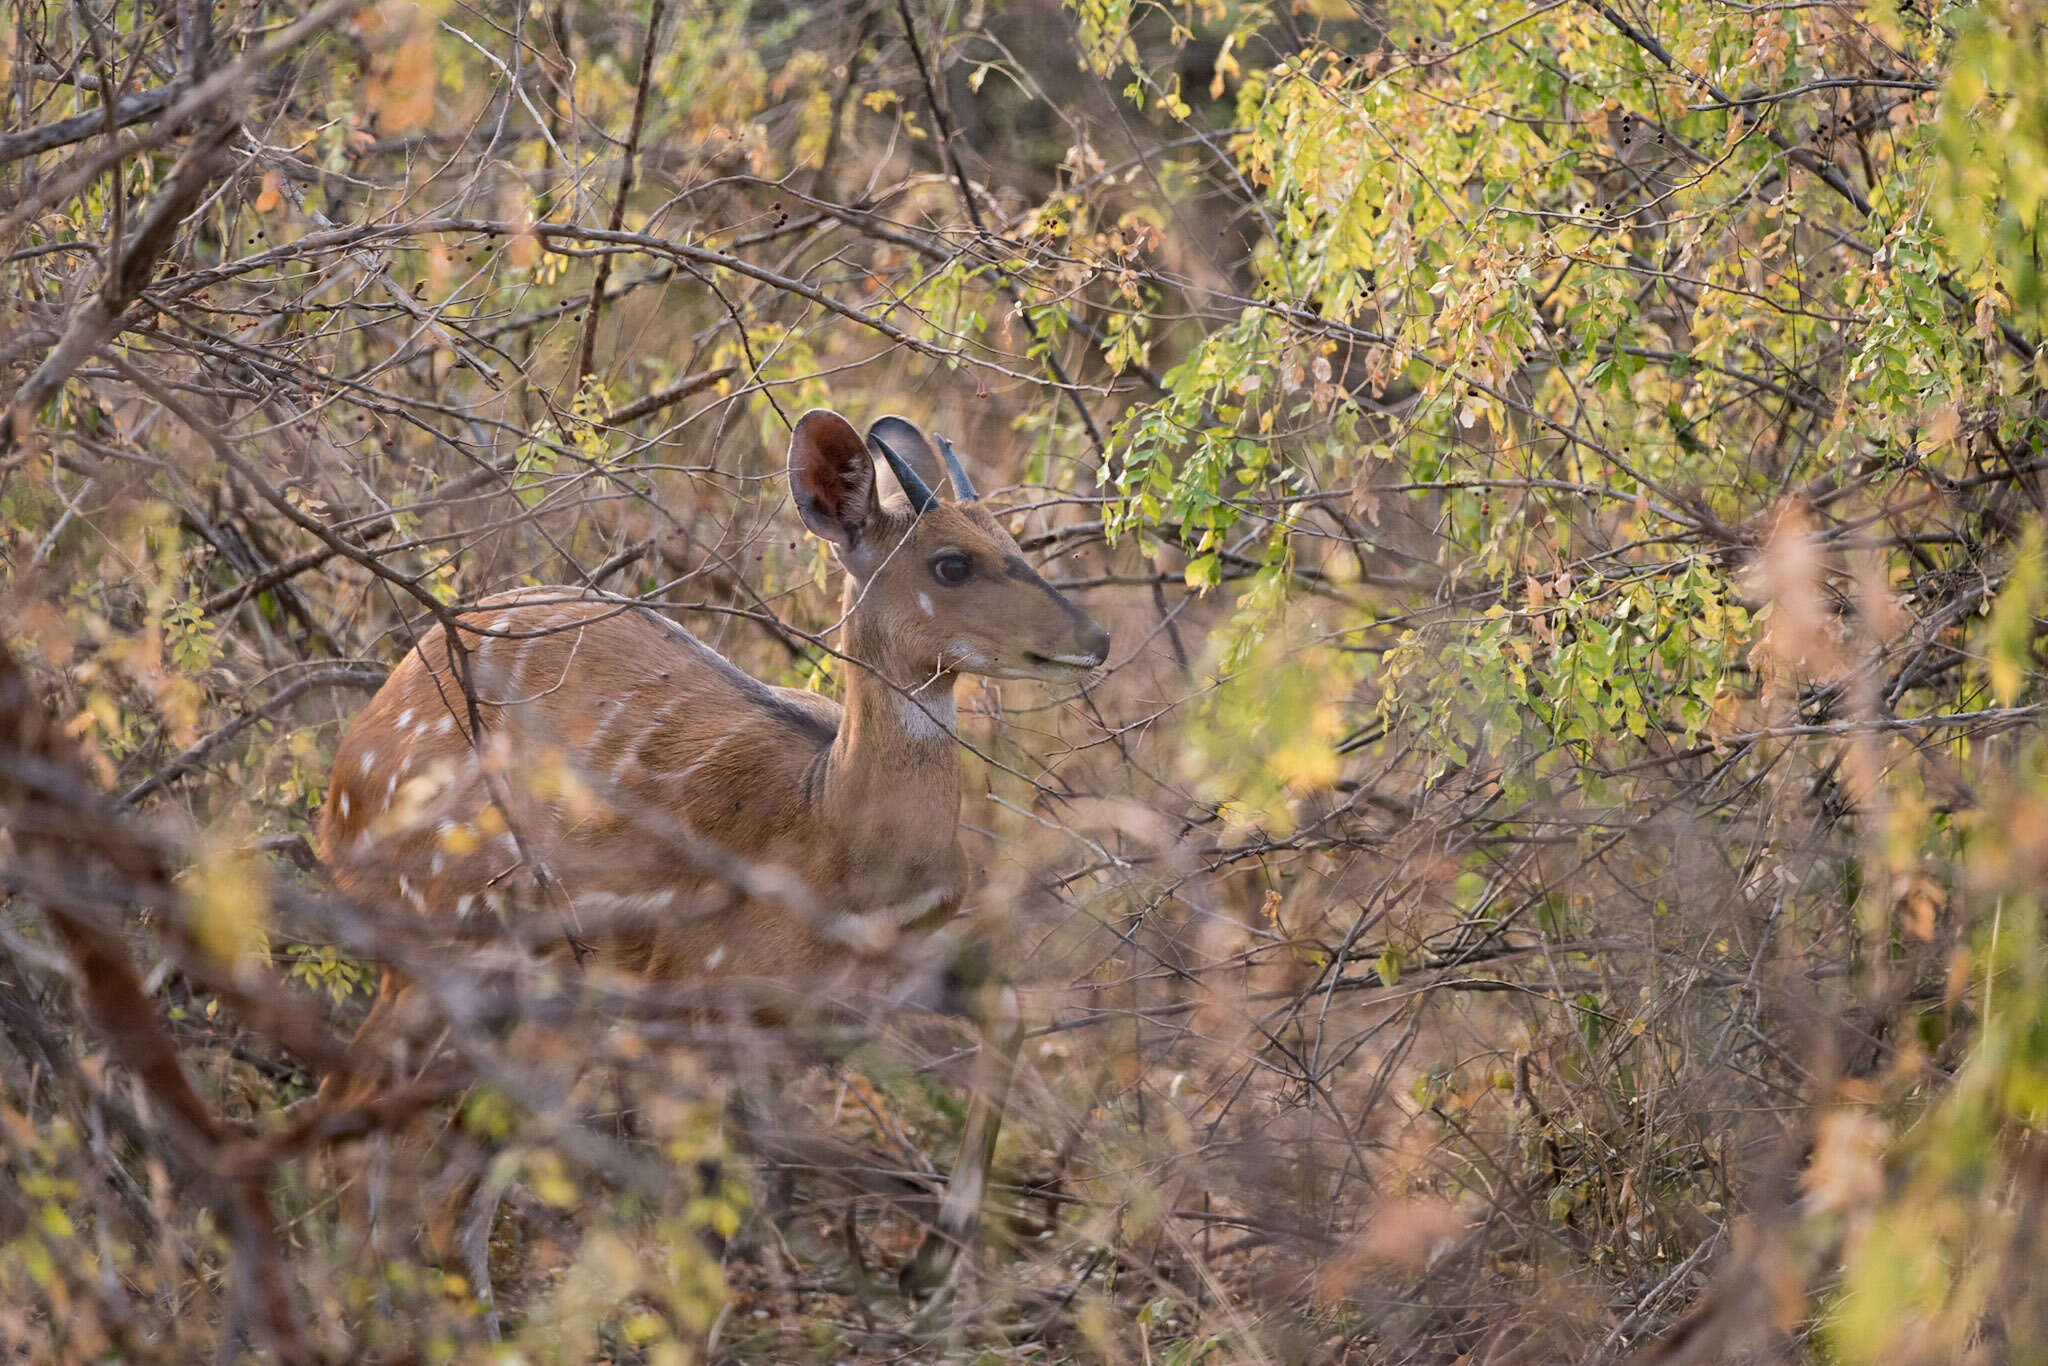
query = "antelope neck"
xmin=816 ymin=595 xmax=963 ymax=856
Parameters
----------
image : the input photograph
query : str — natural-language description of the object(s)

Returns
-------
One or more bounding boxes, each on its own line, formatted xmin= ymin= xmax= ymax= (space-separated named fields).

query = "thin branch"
xmin=0 ymin=84 xmax=180 ymax=167
xmin=1 ymin=117 xmax=236 ymax=454
xmin=120 ymin=663 xmax=389 ymax=808
xmin=571 ymin=0 xmax=667 ymax=391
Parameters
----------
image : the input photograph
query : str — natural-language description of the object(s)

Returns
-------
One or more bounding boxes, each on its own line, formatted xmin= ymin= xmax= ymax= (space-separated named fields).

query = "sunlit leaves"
xmin=161 ymin=600 xmax=217 ymax=674
xmin=1184 ymin=604 xmax=1359 ymax=831
xmin=1377 ymin=560 xmax=1749 ymax=790
xmin=1072 ymin=0 xmax=1139 ymax=76
xmin=1980 ymin=518 xmax=2046 ymax=704
xmin=1937 ymin=0 xmax=2048 ymax=330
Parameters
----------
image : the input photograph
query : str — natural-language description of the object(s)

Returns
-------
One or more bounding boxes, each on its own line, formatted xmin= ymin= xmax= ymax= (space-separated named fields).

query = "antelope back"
xmin=317 ymin=595 xmax=845 ymax=967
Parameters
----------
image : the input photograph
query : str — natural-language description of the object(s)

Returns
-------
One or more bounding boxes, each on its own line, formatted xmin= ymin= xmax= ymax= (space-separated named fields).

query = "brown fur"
xmin=318 ymin=411 xmax=1106 ymax=985
xmin=315 ymin=409 xmax=1107 ymax=1288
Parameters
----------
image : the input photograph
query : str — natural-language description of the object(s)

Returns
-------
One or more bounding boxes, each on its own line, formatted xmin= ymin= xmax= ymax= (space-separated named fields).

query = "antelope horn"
xmin=935 ymin=434 xmax=978 ymax=501
xmin=867 ymin=431 xmax=941 ymax=514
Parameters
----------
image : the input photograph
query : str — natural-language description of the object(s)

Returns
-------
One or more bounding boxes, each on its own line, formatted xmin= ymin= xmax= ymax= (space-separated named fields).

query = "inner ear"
xmin=788 ymin=409 xmax=876 ymax=548
xmin=865 ymin=416 xmax=944 ymax=507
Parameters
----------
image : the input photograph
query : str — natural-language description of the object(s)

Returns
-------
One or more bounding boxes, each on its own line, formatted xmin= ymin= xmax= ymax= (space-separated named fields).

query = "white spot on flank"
xmin=432 ymin=852 xmax=446 ymax=874
xmin=591 ymin=890 xmax=678 ymax=917
xmin=661 ymin=729 xmax=739 ymax=791
xmin=585 ymin=686 xmax=636 ymax=756
xmin=917 ymin=592 xmax=934 ymax=617
xmin=338 ymin=792 xmax=352 ymax=819
xmin=437 ymin=715 xmax=454 ymax=735
xmin=359 ymin=750 xmax=376 ymax=776
xmin=613 ymin=697 xmax=686 ymax=781
xmin=396 ymin=708 xmax=413 ymax=729
xmin=705 ymin=945 xmax=726 ymax=969
xmin=498 ymin=833 xmax=519 ymax=860
xmin=612 ymin=736 xmax=647 ymax=781
xmin=457 ymin=895 xmax=476 ymax=918
xmin=504 ymin=640 xmax=533 ymax=697
xmin=492 ymin=615 xmax=512 ymax=633
xmin=385 ymin=773 xmax=399 ymax=799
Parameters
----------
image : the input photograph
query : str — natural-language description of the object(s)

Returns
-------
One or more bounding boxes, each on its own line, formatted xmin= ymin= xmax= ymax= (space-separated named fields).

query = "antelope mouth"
xmin=1023 ymin=650 xmax=1105 ymax=677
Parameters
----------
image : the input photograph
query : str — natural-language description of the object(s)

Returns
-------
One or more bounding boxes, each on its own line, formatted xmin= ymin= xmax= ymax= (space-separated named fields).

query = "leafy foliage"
xmin=4 ymin=0 xmax=2048 ymax=1361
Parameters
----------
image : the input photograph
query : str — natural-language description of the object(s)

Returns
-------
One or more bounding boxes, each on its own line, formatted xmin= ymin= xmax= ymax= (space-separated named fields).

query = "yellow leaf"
xmin=1271 ymin=736 xmax=1339 ymax=793
xmin=40 ymin=1204 xmax=76 ymax=1240
xmin=186 ymin=848 xmax=270 ymax=971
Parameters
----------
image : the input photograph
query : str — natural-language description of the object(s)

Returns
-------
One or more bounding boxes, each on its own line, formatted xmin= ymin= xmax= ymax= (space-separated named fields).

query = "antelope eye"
xmin=931 ymin=552 xmax=973 ymax=586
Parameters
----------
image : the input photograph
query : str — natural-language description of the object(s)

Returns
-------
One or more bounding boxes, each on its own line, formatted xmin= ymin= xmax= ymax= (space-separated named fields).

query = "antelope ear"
xmin=866 ymin=416 xmax=945 ymax=506
xmin=788 ymin=409 xmax=878 ymax=548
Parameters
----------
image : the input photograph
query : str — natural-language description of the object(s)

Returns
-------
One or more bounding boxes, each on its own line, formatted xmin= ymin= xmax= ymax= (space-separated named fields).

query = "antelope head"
xmin=787 ymin=409 xmax=1111 ymax=684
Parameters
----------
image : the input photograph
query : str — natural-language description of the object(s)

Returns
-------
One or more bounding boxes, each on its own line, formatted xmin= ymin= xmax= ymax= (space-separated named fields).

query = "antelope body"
xmin=317 ymin=409 xmax=1108 ymax=1289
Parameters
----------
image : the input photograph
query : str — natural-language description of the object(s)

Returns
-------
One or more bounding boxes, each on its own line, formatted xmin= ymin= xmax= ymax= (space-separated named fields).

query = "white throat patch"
xmin=899 ymin=692 xmax=956 ymax=740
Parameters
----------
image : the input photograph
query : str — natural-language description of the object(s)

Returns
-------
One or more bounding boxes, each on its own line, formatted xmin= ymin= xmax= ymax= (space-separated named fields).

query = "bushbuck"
xmin=316 ymin=408 xmax=1110 ymax=1292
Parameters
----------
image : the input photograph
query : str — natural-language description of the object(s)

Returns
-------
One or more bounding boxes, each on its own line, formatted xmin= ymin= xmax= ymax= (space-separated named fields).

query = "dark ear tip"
xmin=787 ymin=410 xmax=868 ymax=482
xmin=790 ymin=408 xmax=855 ymax=442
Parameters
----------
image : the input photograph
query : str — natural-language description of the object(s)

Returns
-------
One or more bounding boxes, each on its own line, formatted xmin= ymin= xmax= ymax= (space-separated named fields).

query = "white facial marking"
xmin=917 ymin=592 xmax=934 ymax=617
xmin=705 ymin=945 xmax=726 ymax=969
xmin=949 ymin=642 xmax=988 ymax=670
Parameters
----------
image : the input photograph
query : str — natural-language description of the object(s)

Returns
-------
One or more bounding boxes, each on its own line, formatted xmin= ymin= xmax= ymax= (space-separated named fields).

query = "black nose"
xmin=1079 ymin=619 xmax=1111 ymax=666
